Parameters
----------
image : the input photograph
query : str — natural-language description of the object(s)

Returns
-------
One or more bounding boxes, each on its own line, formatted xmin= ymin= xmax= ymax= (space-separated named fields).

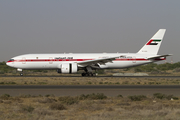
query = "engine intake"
xmin=57 ymin=63 xmax=78 ymax=74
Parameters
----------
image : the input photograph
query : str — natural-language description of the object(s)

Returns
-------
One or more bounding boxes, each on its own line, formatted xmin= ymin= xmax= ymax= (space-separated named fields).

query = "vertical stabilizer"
xmin=137 ymin=29 xmax=166 ymax=55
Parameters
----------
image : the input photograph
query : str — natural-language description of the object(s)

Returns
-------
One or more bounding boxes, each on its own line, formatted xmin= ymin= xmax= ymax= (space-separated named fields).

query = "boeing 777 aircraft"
xmin=6 ymin=29 xmax=171 ymax=76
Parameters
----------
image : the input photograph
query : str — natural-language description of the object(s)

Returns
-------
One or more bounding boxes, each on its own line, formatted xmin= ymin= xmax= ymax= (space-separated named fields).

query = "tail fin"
xmin=137 ymin=29 xmax=166 ymax=55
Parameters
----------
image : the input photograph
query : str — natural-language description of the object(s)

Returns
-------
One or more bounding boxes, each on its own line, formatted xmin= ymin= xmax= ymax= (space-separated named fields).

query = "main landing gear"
xmin=81 ymin=66 xmax=97 ymax=76
xmin=81 ymin=72 xmax=96 ymax=76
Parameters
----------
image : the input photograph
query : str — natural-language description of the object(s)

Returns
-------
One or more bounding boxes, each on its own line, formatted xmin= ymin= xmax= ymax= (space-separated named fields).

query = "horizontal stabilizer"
xmin=147 ymin=54 xmax=172 ymax=60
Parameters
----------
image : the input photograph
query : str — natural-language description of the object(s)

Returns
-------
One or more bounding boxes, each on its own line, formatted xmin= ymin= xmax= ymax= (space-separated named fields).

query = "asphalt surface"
xmin=1 ymin=75 xmax=180 ymax=78
xmin=0 ymin=85 xmax=180 ymax=97
xmin=1 ymin=76 xmax=180 ymax=96
xmin=0 ymin=85 xmax=180 ymax=89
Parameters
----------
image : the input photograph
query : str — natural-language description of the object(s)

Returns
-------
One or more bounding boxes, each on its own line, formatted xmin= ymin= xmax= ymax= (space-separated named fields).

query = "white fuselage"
xmin=5 ymin=29 xmax=170 ymax=76
xmin=6 ymin=53 xmax=163 ymax=70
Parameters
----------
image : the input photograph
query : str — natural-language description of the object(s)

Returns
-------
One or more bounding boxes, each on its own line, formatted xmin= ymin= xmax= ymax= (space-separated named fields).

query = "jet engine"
xmin=57 ymin=63 xmax=78 ymax=74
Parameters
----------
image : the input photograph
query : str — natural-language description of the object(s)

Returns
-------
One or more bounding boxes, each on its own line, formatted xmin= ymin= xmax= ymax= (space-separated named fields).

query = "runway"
xmin=1 ymin=75 xmax=180 ymax=78
xmin=0 ymin=85 xmax=180 ymax=97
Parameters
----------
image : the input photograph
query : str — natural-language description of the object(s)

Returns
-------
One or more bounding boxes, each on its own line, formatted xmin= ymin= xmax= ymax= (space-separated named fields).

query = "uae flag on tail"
xmin=146 ymin=39 xmax=161 ymax=45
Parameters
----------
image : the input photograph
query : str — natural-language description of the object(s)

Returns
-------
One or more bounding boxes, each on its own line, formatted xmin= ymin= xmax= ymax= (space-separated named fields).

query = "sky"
xmin=0 ymin=0 xmax=180 ymax=63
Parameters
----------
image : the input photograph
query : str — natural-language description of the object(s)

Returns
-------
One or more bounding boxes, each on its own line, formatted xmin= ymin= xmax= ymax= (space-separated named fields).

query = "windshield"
xmin=9 ymin=59 xmax=14 ymax=61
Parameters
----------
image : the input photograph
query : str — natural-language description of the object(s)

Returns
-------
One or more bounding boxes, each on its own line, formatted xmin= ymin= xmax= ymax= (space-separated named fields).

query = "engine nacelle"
xmin=57 ymin=63 xmax=78 ymax=74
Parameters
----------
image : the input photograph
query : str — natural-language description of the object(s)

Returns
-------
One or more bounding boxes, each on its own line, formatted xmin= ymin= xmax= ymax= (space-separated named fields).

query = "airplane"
xmin=6 ymin=29 xmax=172 ymax=76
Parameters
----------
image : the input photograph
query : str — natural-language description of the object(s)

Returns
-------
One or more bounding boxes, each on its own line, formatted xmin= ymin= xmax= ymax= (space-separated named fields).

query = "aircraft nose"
xmin=6 ymin=61 xmax=11 ymax=66
xmin=6 ymin=59 xmax=15 ymax=67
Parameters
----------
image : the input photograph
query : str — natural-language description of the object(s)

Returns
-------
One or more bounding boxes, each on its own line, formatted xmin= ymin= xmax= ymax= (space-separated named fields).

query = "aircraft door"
xmin=49 ymin=57 xmax=53 ymax=64
xmin=132 ymin=57 xmax=136 ymax=63
xmin=22 ymin=57 xmax=26 ymax=64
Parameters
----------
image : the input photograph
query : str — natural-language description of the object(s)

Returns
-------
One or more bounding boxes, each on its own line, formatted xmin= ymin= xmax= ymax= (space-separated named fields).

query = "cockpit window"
xmin=9 ymin=59 xmax=14 ymax=61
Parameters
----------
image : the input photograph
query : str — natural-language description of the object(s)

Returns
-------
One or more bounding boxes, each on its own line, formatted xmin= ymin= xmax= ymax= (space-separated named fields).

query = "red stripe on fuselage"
xmin=7 ymin=58 xmax=165 ymax=63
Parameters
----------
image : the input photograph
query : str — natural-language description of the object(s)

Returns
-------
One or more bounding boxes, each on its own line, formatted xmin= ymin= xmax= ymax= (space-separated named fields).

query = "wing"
xmin=77 ymin=56 xmax=119 ymax=67
xmin=147 ymin=54 xmax=172 ymax=60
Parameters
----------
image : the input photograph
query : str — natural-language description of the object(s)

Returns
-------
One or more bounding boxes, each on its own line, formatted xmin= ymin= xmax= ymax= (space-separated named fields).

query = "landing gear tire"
xmin=90 ymin=73 xmax=93 ymax=76
xmin=20 ymin=73 xmax=23 ymax=76
xmin=81 ymin=72 xmax=96 ymax=77
xmin=81 ymin=73 xmax=86 ymax=76
xmin=93 ymin=73 xmax=96 ymax=76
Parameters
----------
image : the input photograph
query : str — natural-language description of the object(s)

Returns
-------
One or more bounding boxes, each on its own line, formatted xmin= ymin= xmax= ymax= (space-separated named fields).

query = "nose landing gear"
xmin=17 ymin=68 xmax=23 ymax=76
xmin=20 ymin=73 xmax=23 ymax=76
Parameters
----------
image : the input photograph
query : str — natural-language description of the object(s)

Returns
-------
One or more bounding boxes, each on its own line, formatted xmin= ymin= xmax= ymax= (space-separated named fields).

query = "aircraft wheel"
xmin=86 ymin=73 xmax=89 ymax=76
xmin=90 ymin=73 xmax=93 ymax=76
xmin=81 ymin=72 xmax=95 ymax=77
xmin=81 ymin=73 xmax=86 ymax=76
xmin=93 ymin=73 xmax=96 ymax=76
